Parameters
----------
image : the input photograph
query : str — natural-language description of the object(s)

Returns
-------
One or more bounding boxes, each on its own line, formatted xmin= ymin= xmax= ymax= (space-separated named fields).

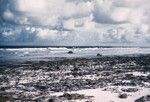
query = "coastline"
xmin=0 ymin=55 xmax=150 ymax=102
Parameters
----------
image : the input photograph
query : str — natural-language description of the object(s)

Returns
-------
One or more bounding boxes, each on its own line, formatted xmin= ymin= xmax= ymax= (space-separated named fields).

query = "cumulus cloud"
xmin=0 ymin=0 xmax=150 ymax=46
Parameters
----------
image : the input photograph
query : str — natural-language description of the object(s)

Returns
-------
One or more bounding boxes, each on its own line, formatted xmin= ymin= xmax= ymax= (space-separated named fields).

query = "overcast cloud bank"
xmin=0 ymin=0 xmax=150 ymax=46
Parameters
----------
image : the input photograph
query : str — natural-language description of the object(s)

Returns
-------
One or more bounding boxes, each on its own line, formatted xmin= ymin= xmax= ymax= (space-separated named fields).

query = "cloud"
xmin=0 ymin=0 xmax=93 ymax=26
xmin=93 ymin=0 xmax=149 ymax=25
xmin=0 ymin=0 xmax=150 ymax=46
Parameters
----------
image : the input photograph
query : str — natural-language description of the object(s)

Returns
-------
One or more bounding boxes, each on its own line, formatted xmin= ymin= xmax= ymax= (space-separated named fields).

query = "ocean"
xmin=1 ymin=46 xmax=150 ymax=63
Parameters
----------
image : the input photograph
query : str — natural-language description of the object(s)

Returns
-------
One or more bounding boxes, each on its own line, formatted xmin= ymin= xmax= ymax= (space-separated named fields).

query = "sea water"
xmin=1 ymin=47 xmax=150 ymax=63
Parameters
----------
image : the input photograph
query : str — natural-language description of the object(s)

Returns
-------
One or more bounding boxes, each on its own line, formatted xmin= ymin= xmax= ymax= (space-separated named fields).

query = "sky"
xmin=0 ymin=0 xmax=150 ymax=46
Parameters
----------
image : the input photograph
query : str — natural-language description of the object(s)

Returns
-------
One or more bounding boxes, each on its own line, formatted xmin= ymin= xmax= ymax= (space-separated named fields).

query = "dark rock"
xmin=0 ymin=87 xmax=6 ymax=91
xmin=35 ymin=85 xmax=47 ymax=90
xmin=135 ymin=95 xmax=150 ymax=102
xmin=0 ymin=76 xmax=8 ymax=83
xmin=60 ymin=93 xmax=72 ymax=100
xmin=97 ymin=53 xmax=102 ymax=57
xmin=0 ymin=96 xmax=14 ymax=102
xmin=101 ymin=71 xmax=110 ymax=76
xmin=113 ymin=81 xmax=137 ymax=86
xmin=68 ymin=51 xmax=73 ymax=54
xmin=48 ymin=98 xmax=54 ymax=102
xmin=125 ymin=74 xmax=135 ymax=80
xmin=118 ymin=93 xmax=128 ymax=99
xmin=147 ymin=74 xmax=150 ymax=80
xmin=59 ymin=93 xmax=85 ymax=100
xmin=121 ymin=88 xmax=138 ymax=92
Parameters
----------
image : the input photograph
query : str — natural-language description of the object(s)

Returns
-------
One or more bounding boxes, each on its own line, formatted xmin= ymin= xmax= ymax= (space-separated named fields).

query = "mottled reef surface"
xmin=0 ymin=55 xmax=150 ymax=102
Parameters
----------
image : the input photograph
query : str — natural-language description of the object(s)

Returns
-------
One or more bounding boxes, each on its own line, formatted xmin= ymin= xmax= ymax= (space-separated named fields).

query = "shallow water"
xmin=1 ymin=47 xmax=150 ymax=62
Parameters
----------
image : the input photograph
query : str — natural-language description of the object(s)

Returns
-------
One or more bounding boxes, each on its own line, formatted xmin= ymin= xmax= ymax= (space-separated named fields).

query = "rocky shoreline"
xmin=0 ymin=55 xmax=150 ymax=102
